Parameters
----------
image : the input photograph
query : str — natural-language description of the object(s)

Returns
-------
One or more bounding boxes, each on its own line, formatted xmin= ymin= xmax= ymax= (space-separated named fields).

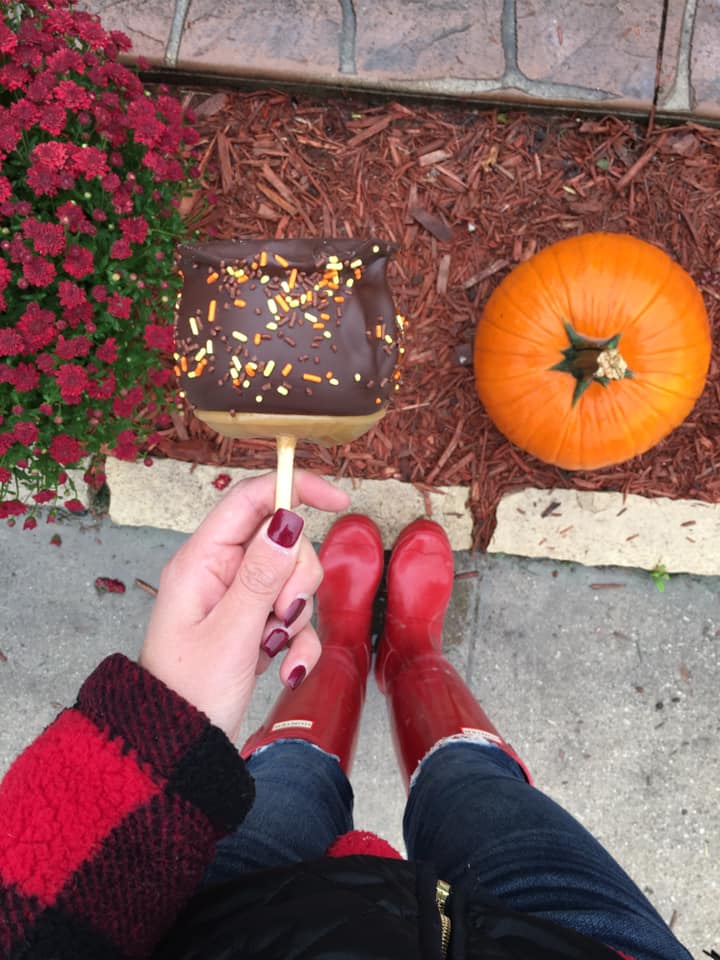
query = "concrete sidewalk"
xmin=1 ymin=512 xmax=717 ymax=957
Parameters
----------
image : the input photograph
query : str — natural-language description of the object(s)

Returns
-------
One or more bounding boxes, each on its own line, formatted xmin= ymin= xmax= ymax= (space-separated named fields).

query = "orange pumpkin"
xmin=473 ymin=233 xmax=711 ymax=470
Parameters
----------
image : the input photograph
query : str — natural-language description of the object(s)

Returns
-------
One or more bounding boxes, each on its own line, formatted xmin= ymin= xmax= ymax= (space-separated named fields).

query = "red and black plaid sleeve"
xmin=0 ymin=654 xmax=254 ymax=959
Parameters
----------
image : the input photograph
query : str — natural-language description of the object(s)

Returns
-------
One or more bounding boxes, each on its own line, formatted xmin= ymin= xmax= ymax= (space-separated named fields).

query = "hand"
xmin=139 ymin=471 xmax=350 ymax=740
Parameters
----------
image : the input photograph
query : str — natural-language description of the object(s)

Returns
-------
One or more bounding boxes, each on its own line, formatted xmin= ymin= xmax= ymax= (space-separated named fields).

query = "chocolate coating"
xmin=174 ymin=238 xmax=402 ymax=417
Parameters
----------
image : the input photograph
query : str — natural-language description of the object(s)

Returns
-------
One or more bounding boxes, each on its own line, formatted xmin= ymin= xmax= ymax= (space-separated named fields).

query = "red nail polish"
xmin=287 ymin=665 xmax=306 ymax=690
xmin=261 ymin=627 xmax=289 ymax=658
xmin=283 ymin=597 xmax=306 ymax=627
xmin=267 ymin=509 xmax=304 ymax=548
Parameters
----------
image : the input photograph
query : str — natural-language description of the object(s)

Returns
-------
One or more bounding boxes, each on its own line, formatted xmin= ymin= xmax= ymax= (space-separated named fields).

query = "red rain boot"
xmin=375 ymin=519 xmax=531 ymax=790
xmin=241 ymin=514 xmax=384 ymax=775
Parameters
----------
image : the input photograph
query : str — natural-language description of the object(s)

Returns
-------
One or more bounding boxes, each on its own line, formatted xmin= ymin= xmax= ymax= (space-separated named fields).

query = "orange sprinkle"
xmin=325 ymin=371 xmax=334 ymax=379
xmin=173 ymin=365 xmax=181 ymax=377
xmin=208 ymin=300 xmax=217 ymax=324
xmin=313 ymin=322 xmax=325 ymax=330
xmin=259 ymin=251 xmax=268 ymax=267
xmin=233 ymin=299 xmax=247 ymax=308
xmin=245 ymin=364 xmax=257 ymax=378
xmin=375 ymin=324 xmax=383 ymax=339
xmin=274 ymin=253 xmax=289 ymax=267
xmin=320 ymin=313 xmax=330 ymax=321
xmin=253 ymin=333 xmax=262 ymax=346
xmin=206 ymin=272 xmax=219 ymax=284
xmin=375 ymin=397 xmax=382 ymax=405
xmin=354 ymin=268 xmax=362 ymax=280
xmin=302 ymin=373 xmax=322 ymax=383
xmin=275 ymin=294 xmax=289 ymax=312
xmin=194 ymin=359 xmax=207 ymax=377
xmin=180 ymin=356 xmax=188 ymax=372
xmin=288 ymin=268 xmax=297 ymax=289
xmin=281 ymin=362 xmax=293 ymax=377
xmin=334 ymin=296 xmax=345 ymax=303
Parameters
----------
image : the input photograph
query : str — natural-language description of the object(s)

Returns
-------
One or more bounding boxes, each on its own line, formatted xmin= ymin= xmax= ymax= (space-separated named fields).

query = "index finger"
xmin=190 ymin=469 xmax=350 ymax=554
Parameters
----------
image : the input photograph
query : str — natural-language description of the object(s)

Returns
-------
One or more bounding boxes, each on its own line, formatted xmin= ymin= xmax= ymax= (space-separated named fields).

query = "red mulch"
xmin=152 ymin=88 xmax=720 ymax=548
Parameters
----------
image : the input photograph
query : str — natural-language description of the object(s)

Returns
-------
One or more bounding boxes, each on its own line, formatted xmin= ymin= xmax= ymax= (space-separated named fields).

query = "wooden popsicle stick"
xmin=274 ymin=434 xmax=297 ymax=511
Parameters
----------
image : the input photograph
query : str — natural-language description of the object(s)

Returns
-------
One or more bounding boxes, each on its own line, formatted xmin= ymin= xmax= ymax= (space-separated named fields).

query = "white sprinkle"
xmin=267 ymin=299 xmax=278 ymax=315
xmin=264 ymin=360 xmax=276 ymax=377
xmin=304 ymin=312 xmax=317 ymax=322
xmin=329 ymin=377 xmax=339 ymax=386
xmin=206 ymin=339 xmax=214 ymax=354
xmin=266 ymin=321 xmax=278 ymax=331
xmin=345 ymin=278 xmax=354 ymax=288
xmin=231 ymin=356 xmax=242 ymax=370
xmin=255 ymin=394 xmax=263 ymax=403
xmin=277 ymin=385 xmax=289 ymax=396
xmin=189 ymin=316 xmax=199 ymax=336
xmin=372 ymin=244 xmax=380 ymax=253
xmin=242 ymin=379 xmax=251 ymax=389
xmin=350 ymin=258 xmax=362 ymax=268
xmin=194 ymin=348 xmax=206 ymax=362
xmin=232 ymin=330 xmax=248 ymax=342
xmin=323 ymin=330 xmax=332 ymax=339
xmin=353 ymin=373 xmax=361 ymax=382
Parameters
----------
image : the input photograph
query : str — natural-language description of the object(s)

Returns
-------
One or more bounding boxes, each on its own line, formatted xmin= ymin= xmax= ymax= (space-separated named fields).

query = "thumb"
xmin=214 ymin=508 xmax=305 ymax=637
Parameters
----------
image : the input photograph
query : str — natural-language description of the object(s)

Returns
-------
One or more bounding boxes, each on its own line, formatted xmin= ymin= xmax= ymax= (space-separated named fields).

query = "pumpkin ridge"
xmin=486 ymin=285 xmax=559 ymax=347
xmin=524 ymin=254 xmax=574 ymax=333
xmin=610 ymin=257 xmax=675 ymax=335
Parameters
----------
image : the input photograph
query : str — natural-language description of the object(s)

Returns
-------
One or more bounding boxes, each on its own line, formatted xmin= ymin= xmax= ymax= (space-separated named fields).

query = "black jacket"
xmin=157 ymin=855 xmax=625 ymax=960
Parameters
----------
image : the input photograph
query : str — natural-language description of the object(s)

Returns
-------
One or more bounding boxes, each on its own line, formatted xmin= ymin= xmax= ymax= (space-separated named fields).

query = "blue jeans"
xmin=207 ymin=739 xmax=690 ymax=960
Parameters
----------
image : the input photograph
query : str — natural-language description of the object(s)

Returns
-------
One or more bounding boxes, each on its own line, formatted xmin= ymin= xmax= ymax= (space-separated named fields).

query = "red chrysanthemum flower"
xmin=22 ymin=218 xmax=66 ymax=256
xmin=55 ymin=363 xmax=90 ymax=403
xmin=144 ymin=324 xmax=173 ymax=353
xmin=109 ymin=238 xmax=132 ymax=260
xmin=96 ymin=337 xmax=117 ymax=363
xmin=107 ymin=293 xmax=132 ymax=319
xmin=54 ymin=79 xmax=92 ymax=110
xmin=0 ymin=329 xmax=24 ymax=356
xmin=10 ymin=98 xmax=41 ymax=127
xmin=0 ymin=466 xmax=11 ymax=483
xmin=56 ymin=335 xmax=91 ymax=360
xmin=91 ymin=284 xmax=108 ymax=302
xmin=39 ymin=103 xmax=67 ymax=136
xmin=13 ymin=422 xmax=39 ymax=446
xmin=87 ymin=373 xmax=116 ymax=400
xmin=56 ymin=200 xmax=91 ymax=232
xmin=57 ymin=279 xmax=87 ymax=308
xmin=72 ymin=145 xmax=108 ymax=179
xmin=148 ymin=368 xmax=172 ymax=387
xmin=112 ymin=385 xmax=143 ymax=417
xmin=23 ymin=254 xmax=56 ymax=287
xmin=23 ymin=517 xmax=38 ymax=531
xmin=17 ymin=303 xmax=56 ymax=351
xmin=33 ymin=489 xmax=57 ymax=503
xmin=0 ymin=434 xmax=15 ymax=457
xmin=26 ymin=162 xmax=60 ymax=197
xmin=64 ymin=499 xmax=86 ymax=513
xmin=46 ymin=48 xmax=85 ymax=73
xmin=9 ymin=363 xmax=40 ymax=392
xmin=48 ymin=434 xmax=84 ymax=466
xmin=113 ymin=428 xmax=137 ymax=461
xmin=119 ymin=215 xmax=149 ymax=244
xmin=62 ymin=245 xmax=94 ymax=279
xmin=0 ymin=22 xmax=18 ymax=54
xmin=0 ymin=500 xmax=27 ymax=518
xmin=0 ymin=176 xmax=12 ymax=204
xmin=31 ymin=140 xmax=69 ymax=168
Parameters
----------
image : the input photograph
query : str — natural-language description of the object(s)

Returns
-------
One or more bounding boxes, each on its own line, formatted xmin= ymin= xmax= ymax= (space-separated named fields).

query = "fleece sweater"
xmin=0 ymin=654 xmax=254 ymax=959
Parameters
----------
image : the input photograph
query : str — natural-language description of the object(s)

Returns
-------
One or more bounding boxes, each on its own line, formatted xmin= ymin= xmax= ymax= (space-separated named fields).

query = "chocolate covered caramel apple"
xmin=173 ymin=238 xmax=404 ymax=508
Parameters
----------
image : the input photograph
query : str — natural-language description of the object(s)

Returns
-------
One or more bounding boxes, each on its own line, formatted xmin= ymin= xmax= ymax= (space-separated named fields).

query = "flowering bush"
xmin=0 ymin=0 xmax=199 ymax=524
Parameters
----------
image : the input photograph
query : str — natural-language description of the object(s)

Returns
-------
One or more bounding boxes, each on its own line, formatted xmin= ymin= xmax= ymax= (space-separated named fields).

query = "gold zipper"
xmin=435 ymin=879 xmax=451 ymax=958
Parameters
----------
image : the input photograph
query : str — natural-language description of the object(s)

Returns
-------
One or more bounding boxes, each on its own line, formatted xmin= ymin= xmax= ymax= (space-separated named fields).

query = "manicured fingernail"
xmin=261 ymin=627 xmax=289 ymax=658
xmin=287 ymin=665 xmax=306 ymax=690
xmin=267 ymin=509 xmax=304 ymax=548
xmin=283 ymin=597 xmax=306 ymax=628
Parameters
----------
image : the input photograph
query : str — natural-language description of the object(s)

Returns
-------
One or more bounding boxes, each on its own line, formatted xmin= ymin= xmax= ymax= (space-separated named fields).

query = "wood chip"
xmin=409 ymin=206 xmax=453 ymax=242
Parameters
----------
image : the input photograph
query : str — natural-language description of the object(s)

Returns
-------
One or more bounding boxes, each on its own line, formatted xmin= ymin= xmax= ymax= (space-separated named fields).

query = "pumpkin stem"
xmin=550 ymin=320 xmax=633 ymax=406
